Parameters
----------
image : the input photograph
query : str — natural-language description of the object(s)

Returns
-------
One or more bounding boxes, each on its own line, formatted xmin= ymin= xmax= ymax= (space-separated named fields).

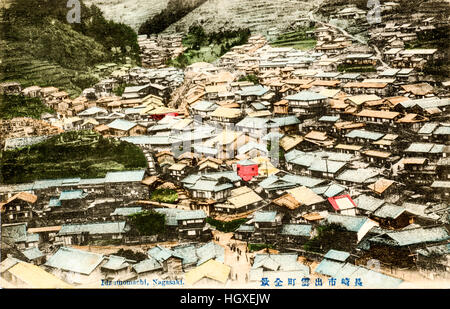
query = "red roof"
xmin=327 ymin=194 xmax=357 ymax=211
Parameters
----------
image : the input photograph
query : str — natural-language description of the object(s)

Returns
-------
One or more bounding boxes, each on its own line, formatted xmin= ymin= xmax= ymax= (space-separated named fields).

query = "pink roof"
xmin=328 ymin=194 xmax=357 ymax=211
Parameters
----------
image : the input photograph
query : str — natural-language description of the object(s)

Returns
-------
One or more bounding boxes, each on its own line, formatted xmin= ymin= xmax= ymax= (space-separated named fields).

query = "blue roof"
xmin=254 ymin=211 xmax=277 ymax=223
xmin=171 ymin=244 xmax=198 ymax=265
xmin=22 ymin=247 xmax=44 ymax=260
xmin=404 ymin=142 xmax=445 ymax=153
xmin=59 ymin=190 xmax=85 ymax=201
xmin=236 ymin=117 xmax=268 ymax=129
xmin=189 ymin=179 xmax=233 ymax=192
xmin=312 ymin=183 xmax=346 ymax=198
xmin=107 ymin=119 xmax=137 ymax=131
xmin=110 ymin=207 xmax=142 ymax=216
xmin=253 ymin=254 xmax=309 ymax=274
xmin=308 ymin=159 xmax=347 ymax=173
xmin=196 ymin=241 xmax=225 ymax=266
xmin=354 ymin=194 xmax=385 ymax=213
xmin=267 ymin=116 xmax=301 ymax=128
xmin=104 ymin=170 xmax=146 ymax=183
xmin=281 ymin=174 xmax=326 ymax=188
xmin=319 ymin=115 xmax=340 ymax=122
xmin=418 ymin=123 xmax=439 ymax=134
xmin=314 ymin=259 xmax=345 ymax=277
xmin=373 ymin=204 xmax=406 ymax=219
xmin=48 ymin=197 xmax=61 ymax=207
xmin=336 ymin=168 xmax=380 ymax=183
xmin=77 ymin=106 xmax=107 ymax=116
xmin=236 ymin=224 xmax=255 ymax=233
xmin=45 ymin=247 xmax=104 ymax=275
xmin=239 ymin=85 xmax=269 ymax=97
xmin=259 ymin=175 xmax=296 ymax=191
xmin=285 ymin=91 xmax=327 ymax=101
xmin=324 ymin=249 xmax=350 ymax=262
xmin=148 ymin=245 xmax=174 ymax=263
xmin=376 ymin=226 xmax=449 ymax=247
xmin=154 ymin=208 xmax=206 ymax=225
xmin=102 ymin=255 xmax=129 ymax=270
xmin=58 ymin=221 xmax=128 ymax=235
xmin=191 ymin=100 xmax=219 ymax=111
xmin=433 ymin=125 xmax=450 ymax=135
xmin=133 ymin=257 xmax=162 ymax=274
xmin=326 ymin=214 xmax=369 ymax=232
xmin=281 ymin=224 xmax=312 ymax=237
xmin=345 ymin=129 xmax=384 ymax=141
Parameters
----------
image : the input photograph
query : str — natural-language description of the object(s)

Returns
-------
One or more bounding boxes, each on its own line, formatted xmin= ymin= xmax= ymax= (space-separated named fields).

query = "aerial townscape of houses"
xmin=0 ymin=3 xmax=449 ymax=289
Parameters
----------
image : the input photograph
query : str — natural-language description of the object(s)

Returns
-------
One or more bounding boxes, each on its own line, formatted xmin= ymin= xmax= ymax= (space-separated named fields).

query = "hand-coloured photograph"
xmin=0 ymin=0 xmax=449 ymax=293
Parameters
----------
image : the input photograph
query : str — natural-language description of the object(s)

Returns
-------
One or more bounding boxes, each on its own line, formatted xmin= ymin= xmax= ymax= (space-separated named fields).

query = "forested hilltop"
xmin=0 ymin=0 xmax=140 ymax=97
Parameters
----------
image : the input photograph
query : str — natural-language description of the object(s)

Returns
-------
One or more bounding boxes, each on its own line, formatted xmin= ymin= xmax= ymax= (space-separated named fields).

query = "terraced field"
xmin=163 ymin=0 xmax=323 ymax=34
xmin=270 ymin=29 xmax=317 ymax=50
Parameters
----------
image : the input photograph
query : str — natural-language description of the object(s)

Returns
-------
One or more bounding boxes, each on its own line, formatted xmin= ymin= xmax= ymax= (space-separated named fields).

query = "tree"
xmin=128 ymin=210 xmax=166 ymax=236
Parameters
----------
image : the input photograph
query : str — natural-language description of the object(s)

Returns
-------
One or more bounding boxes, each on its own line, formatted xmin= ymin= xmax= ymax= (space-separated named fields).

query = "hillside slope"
xmin=162 ymin=0 xmax=323 ymax=34
xmin=83 ymin=0 xmax=169 ymax=32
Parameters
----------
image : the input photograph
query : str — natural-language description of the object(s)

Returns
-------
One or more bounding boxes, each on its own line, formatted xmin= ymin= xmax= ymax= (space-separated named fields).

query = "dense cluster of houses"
xmin=1 ymin=7 xmax=449 ymax=288
xmin=138 ymin=34 xmax=185 ymax=68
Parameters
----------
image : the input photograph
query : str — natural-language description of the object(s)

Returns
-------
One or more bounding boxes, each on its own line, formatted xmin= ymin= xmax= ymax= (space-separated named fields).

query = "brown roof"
xmin=303 ymin=212 xmax=325 ymax=221
xmin=5 ymin=192 xmax=38 ymax=204
xmin=363 ymin=150 xmax=391 ymax=158
xmin=94 ymin=124 xmax=110 ymax=132
xmin=280 ymin=135 xmax=304 ymax=151
xmin=335 ymin=144 xmax=363 ymax=151
xmin=27 ymin=226 xmax=62 ymax=233
xmin=141 ymin=176 xmax=160 ymax=186
xmin=155 ymin=151 xmax=174 ymax=158
xmin=356 ymin=109 xmax=400 ymax=119
xmin=305 ymin=131 xmax=328 ymax=141
xmin=273 ymin=99 xmax=289 ymax=106
xmin=198 ymin=157 xmax=223 ymax=166
xmin=401 ymin=157 xmax=427 ymax=165
xmin=311 ymin=80 xmax=341 ymax=87
xmin=401 ymin=83 xmax=434 ymax=96
xmin=334 ymin=121 xmax=365 ymax=130
xmin=367 ymin=178 xmax=395 ymax=194
xmin=344 ymin=82 xmax=388 ymax=88
xmin=386 ymin=96 xmax=410 ymax=106
xmin=396 ymin=113 xmax=428 ymax=123
xmin=273 ymin=194 xmax=300 ymax=210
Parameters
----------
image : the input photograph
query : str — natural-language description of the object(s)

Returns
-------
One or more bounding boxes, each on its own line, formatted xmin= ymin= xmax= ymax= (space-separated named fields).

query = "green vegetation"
xmin=303 ymin=223 xmax=349 ymax=253
xmin=114 ymin=249 xmax=148 ymax=262
xmin=206 ymin=218 xmax=248 ymax=233
xmin=139 ymin=0 xmax=207 ymax=34
xmin=271 ymin=27 xmax=317 ymax=50
xmin=128 ymin=210 xmax=166 ymax=236
xmin=238 ymin=74 xmax=259 ymax=84
xmin=168 ymin=25 xmax=251 ymax=68
xmin=405 ymin=26 xmax=450 ymax=79
xmin=248 ymin=243 xmax=274 ymax=252
xmin=150 ymin=189 xmax=178 ymax=204
xmin=0 ymin=130 xmax=147 ymax=184
xmin=0 ymin=95 xmax=54 ymax=120
xmin=337 ymin=64 xmax=377 ymax=73
xmin=113 ymin=84 xmax=133 ymax=97
xmin=1 ymin=0 xmax=140 ymax=97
